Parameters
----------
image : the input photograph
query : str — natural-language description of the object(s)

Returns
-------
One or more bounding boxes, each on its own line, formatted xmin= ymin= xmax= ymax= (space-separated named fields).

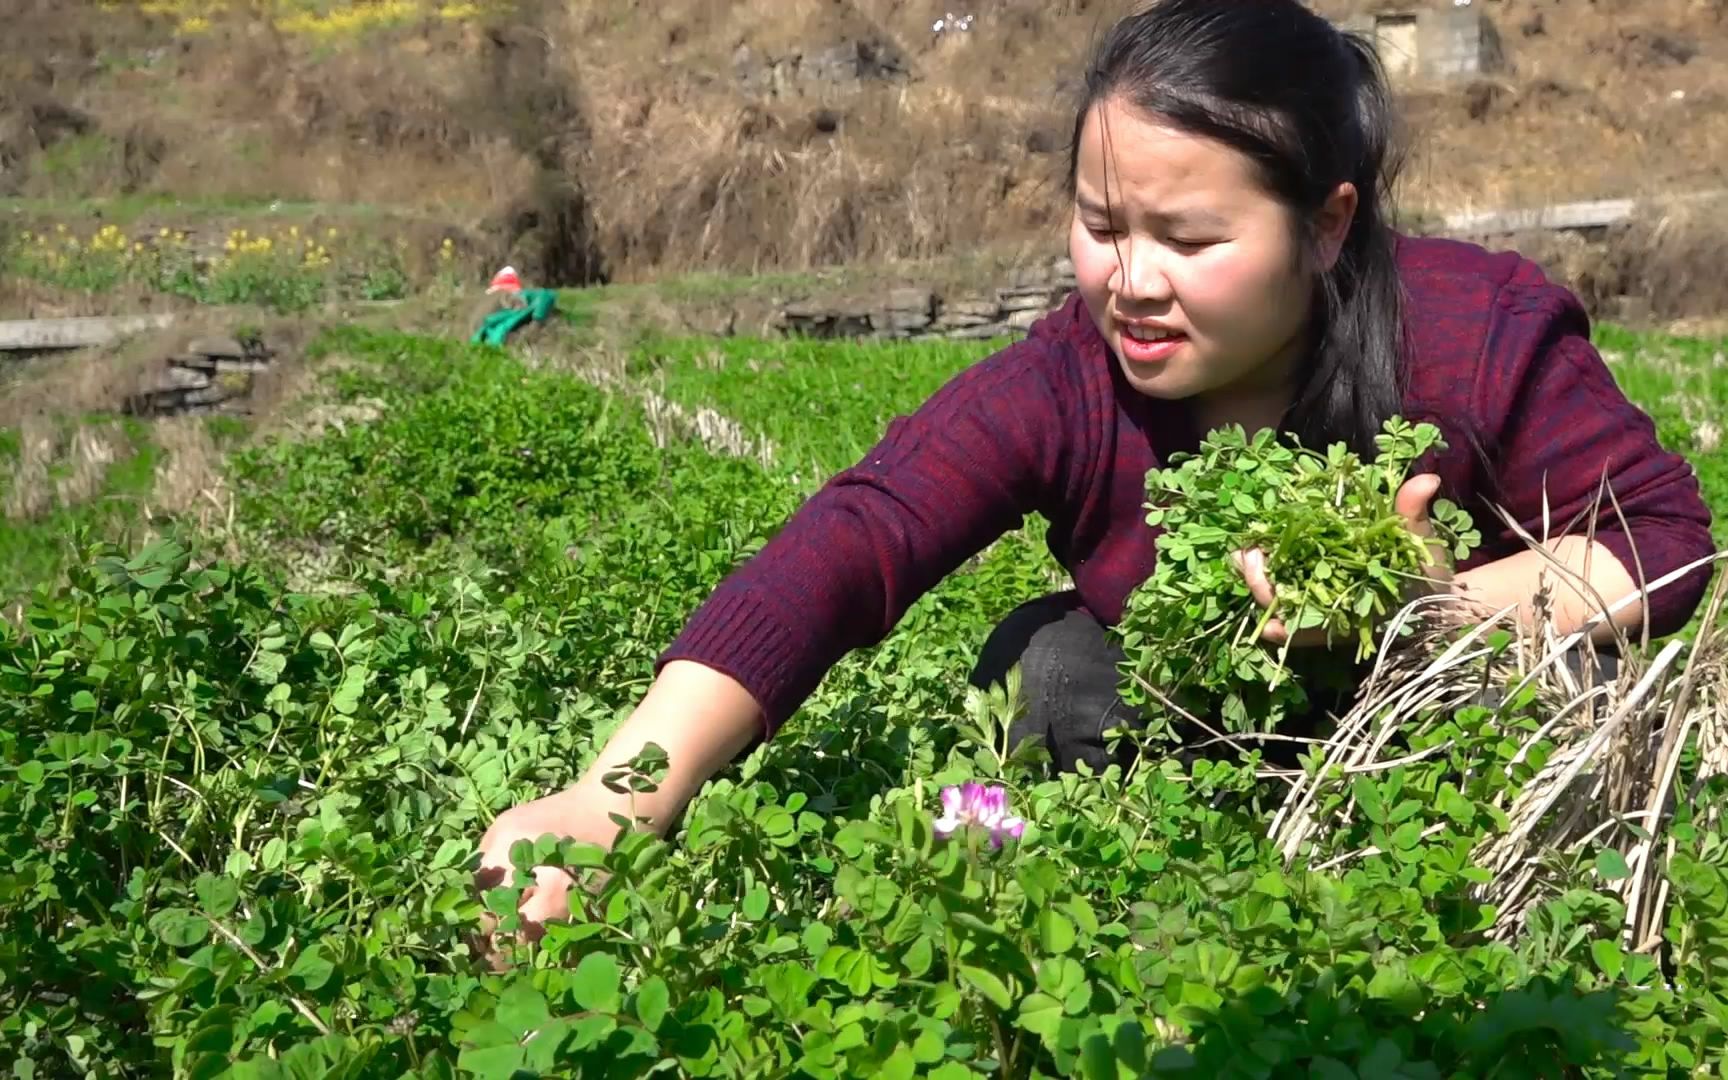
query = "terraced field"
xmin=4 ymin=308 xmax=1728 ymax=1076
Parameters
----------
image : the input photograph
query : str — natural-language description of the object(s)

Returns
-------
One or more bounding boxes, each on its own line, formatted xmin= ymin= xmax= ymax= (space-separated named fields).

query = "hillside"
xmin=3 ymin=0 xmax=1724 ymax=290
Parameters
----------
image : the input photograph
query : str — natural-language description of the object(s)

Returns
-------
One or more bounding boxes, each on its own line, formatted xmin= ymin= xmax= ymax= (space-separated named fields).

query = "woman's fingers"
xmin=1394 ymin=473 xmax=1441 ymax=536
xmin=1233 ymin=548 xmax=1277 ymax=608
xmin=472 ymin=863 xmax=578 ymax=971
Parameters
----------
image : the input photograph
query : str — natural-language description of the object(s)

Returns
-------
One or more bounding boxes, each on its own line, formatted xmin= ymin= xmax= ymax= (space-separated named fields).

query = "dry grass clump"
xmin=146 ymin=415 xmax=230 ymax=528
xmin=1269 ymin=502 xmax=1728 ymax=956
xmin=563 ymin=0 xmax=1098 ymax=279
xmin=1498 ymin=195 xmax=1728 ymax=325
xmin=2 ymin=415 xmax=135 ymax=522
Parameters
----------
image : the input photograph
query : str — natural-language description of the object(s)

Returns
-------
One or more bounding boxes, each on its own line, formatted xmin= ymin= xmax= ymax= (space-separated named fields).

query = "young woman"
xmin=475 ymin=0 xmax=1714 ymax=933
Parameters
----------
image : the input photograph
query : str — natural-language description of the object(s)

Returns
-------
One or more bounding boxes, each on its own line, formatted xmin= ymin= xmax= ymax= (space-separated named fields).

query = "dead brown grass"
xmin=5 ymin=0 xmax=1725 ymax=290
xmin=146 ymin=414 xmax=233 ymax=533
xmin=2 ymin=413 xmax=134 ymax=522
xmin=1262 ymin=508 xmax=1728 ymax=952
xmin=1504 ymin=194 xmax=1728 ymax=325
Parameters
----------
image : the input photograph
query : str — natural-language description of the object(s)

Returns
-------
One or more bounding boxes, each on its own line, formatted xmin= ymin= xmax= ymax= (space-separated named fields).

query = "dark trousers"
xmin=968 ymin=590 xmax=1620 ymax=776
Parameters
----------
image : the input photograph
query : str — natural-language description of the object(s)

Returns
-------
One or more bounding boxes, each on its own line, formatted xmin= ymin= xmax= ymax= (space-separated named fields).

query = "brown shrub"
xmin=1504 ymin=196 xmax=1728 ymax=325
xmin=1620 ymin=199 xmax=1728 ymax=322
xmin=564 ymin=0 xmax=1114 ymax=279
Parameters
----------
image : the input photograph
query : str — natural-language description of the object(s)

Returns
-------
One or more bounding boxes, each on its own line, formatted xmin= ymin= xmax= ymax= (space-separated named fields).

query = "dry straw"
xmin=1259 ymin=483 xmax=1728 ymax=956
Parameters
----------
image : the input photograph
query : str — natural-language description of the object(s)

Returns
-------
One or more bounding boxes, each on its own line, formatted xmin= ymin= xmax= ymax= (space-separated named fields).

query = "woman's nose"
xmin=1110 ymin=243 xmax=1173 ymax=303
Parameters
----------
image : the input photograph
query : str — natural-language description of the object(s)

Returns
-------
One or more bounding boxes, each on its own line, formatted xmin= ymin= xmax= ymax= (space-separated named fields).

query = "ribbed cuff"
xmin=655 ymin=585 xmax=809 ymax=741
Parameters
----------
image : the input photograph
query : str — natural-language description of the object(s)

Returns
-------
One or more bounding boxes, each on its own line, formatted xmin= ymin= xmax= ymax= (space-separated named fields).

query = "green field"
xmin=5 ymin=313 xmax=1728 ymax=1077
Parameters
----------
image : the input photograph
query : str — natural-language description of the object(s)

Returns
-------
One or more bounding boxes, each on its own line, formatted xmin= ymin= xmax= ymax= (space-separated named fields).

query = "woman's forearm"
xmin=1451 ymin=536 xmax=1642 ymax=645
xmin=560 ymin=660 xmax=765 ymax=843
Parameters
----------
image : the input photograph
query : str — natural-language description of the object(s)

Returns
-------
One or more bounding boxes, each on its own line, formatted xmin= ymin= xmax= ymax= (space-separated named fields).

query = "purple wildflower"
xmin=933 ymin=782 xmax=1026 ymax=847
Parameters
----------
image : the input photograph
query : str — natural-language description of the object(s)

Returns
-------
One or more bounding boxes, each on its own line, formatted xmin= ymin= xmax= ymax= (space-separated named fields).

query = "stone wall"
xmin=775 ymin=256 xmax=1076 ymax=342
xmin=124 ymin=334 xmax=276 ymax=416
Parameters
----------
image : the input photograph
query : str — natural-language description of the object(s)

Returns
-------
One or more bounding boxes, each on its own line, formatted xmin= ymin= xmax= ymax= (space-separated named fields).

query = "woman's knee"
xmin=970 ymin=591 xmax=1139 ymax=773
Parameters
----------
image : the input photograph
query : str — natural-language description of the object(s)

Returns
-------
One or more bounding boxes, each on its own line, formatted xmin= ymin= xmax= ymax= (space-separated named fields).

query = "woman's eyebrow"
xmin=1073 ymin=194 xmax=1228 ymax=229
xmin=1075 ymin=194 xmax=1115 ymax=218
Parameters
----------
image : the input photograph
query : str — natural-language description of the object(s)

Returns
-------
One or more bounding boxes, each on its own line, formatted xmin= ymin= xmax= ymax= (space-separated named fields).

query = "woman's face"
xmin=1069 ymin=95 xmax=1351 ymax=410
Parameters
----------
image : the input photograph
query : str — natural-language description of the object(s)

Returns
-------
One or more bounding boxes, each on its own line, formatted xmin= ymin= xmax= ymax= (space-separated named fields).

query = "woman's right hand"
xmin=472 ymin=786 xmax=593 ymax=968
xmin=469 ymin=660 xmax=766 ymax=969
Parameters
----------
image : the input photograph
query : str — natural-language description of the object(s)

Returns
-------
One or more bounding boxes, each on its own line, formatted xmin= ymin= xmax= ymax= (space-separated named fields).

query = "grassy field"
xmin=4 ymin=302 xmax=1728 ymax=1075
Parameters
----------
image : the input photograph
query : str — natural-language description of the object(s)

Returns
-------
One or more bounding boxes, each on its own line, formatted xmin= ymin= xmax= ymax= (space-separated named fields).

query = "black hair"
xmin=1066 ymin=0 xmax=1409 ymax=460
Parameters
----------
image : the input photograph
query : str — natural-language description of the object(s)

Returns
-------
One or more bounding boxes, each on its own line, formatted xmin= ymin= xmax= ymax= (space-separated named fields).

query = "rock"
xmin=1006 ymin=308 xmax=1044 ymax=330
xmin=168 ymin=352 xmax=218 ymax=371
xmin=186 ymin=336 xmax=248 ymax=359
xmin=934 ymin=312 xmax=997 ymax=330
xmin=803 ymin=39 xmax=908 ymax=86
xmin=778 ymin=304 xmax=875 ymax=339
xmin=946 ymin=296 xmax=1000 ymax=316
xmin=945 ymin=324 xmax=1010 ymax=340
xmin=886 ymin=286 xmax=934 ymax=314
xmin=163 ymin=366 xmax=212 ymax=390
xmin=1007 ymin=265 xmax=1058 ymax=290
xmin=883 ymin=309 xmax=932 ymax=332
xmin=212 ymin=356 xmax=271 ymax=372
xmin=998 ymin=288 xmax=1059 ymax=312
xmin=183 ymin=386 xmax=234 ymax=406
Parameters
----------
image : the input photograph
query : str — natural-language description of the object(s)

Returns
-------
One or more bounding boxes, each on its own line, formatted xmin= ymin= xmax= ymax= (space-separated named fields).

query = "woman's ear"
xmin=1314 ymin=182 xmax=1359 ymax=271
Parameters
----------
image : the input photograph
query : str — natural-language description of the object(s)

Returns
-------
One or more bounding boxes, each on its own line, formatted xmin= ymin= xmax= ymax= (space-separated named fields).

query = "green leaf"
xmin=1038 ymin=908 xmax=1077 ymax=953
xmin=1017 ymin=992 xmax=1064 ymax=1039
xmin=818 ymin=945 xmax=886 ymax=997
xmin=571 ymin=952 xmax=621 ymax=1013
xmin=1596 ymin=849 xmax=1631 ymax=881
xmin=1353 ymin=777 xmax=1387 ymax=824
xmin=260 ymin=837 xmax=288 ymax=871
xmin=1365 ymin=959 xmax=1422 ymax=1015
xmin=836 ymin=864 xmax=901 ymax=920
xmin=902 ymin=936 xmax=935 ymax=978
xmin=959 ymin=965 xmax=1014 ymax=1010
xmin=195 ymin=874 xmax=240 ymax=918
xmin=15 ymin=761 xmax=44 ymax=786
xmin=742 ymin=886 xmax=770 ymax=921
xmin=288 ymin=944 xmax=335 ymax=991
xmin=1590 ymin=939 xmax=1624 ymax=981
xmin=458 ymin=1022 xmax=526 ymax=1079
xmin=634 ymin=976 xmax=670 ymax=1032
xmin=495 ymin=981 xmax=551 ymax=1035
xmin=149 ymin=908 xmax=209 ymax=949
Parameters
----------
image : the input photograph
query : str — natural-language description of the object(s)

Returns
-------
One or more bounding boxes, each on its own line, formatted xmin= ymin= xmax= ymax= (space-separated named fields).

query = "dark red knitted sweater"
xmin=659 ymin=235 xmax=1717 ymax=738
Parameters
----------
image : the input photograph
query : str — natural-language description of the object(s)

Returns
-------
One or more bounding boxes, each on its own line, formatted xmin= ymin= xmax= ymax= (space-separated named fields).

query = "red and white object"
xmin=486 ymin=265 xmax=523 ymax=294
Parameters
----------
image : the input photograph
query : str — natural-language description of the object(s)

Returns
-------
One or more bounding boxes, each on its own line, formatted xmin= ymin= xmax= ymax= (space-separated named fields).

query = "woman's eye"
xmin=1168 ymin=238 xmax=1217 ymax=250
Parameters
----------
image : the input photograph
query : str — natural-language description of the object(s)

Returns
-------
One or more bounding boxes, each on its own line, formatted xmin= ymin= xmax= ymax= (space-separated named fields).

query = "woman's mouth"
xmin=1118 ymin=323 xmax=1185 ymax=365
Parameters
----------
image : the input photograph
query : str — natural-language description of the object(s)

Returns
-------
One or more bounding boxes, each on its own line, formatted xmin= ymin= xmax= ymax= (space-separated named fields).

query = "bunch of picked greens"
xmin=1115 ymin=417 xmax=1481 ymax=736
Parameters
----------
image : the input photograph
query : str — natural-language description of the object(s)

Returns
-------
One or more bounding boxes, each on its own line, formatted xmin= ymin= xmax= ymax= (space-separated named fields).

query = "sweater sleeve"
xmin=655 ymin=335 xmax=1074 ymax=738
xmin=1473 ymin=270 xmax=1715 ymax=638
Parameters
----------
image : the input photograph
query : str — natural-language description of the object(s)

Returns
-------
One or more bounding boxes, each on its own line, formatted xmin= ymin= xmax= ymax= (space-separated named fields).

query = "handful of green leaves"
xmin=1115 ymin=417 xmax=1482 ymax=736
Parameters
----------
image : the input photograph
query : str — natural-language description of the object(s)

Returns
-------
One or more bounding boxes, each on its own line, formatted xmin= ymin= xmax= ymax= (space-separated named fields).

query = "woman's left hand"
xmin=1234 ymin=473 xmax=1454 ymax=648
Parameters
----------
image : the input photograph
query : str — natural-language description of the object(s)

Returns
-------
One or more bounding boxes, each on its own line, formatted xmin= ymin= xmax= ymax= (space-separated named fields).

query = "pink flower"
xmin=933 ymin=782 xmax=1026 ymax=847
